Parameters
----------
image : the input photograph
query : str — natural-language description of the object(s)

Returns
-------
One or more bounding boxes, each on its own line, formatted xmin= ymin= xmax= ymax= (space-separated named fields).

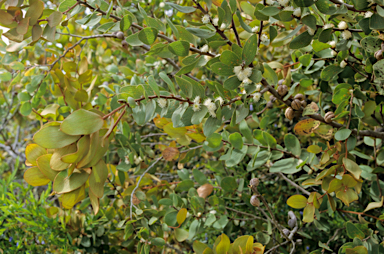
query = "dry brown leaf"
xmin=163 ymin=147 xmax=179 ymax=161
xmin=197 ymin=183 xmax=213 ymax=199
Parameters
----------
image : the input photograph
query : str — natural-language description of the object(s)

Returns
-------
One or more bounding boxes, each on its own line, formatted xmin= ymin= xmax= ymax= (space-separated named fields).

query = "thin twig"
xmin=130 ymin=156 xmax=163 ymax=219
xmin=278 ymin=173 xmax=310 ymax=196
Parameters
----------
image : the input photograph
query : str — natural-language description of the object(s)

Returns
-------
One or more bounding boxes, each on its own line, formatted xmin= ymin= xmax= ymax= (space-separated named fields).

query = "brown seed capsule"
xmin=291 ymin=99 xmax=302 ymax=110
xmin=277 ymin=85 xmax=288 ymax=97
xmin=324 ymin=112 xmax=335 ymax=123
xmin=301 ymin=100 xmax=307 ymax=107
xmin=294 ymin=93 xmax=305 ymax=101
xmin=116 ymin=31 xmax=124 ymax=40
xmin=267 ymin=101 xmax=274 ymax=109
xmin=269 ymin=95 xmax=276 ymax=102
xmin=249 ymin=178 xmax=259 ymax=188
xmin=250 ymin=195 xmax=260 ymax=207
xmin=121 ymin=40 xmax=129 ymax=49
xmin=285 ymin=107 xmax=294 ymax=120
xmin=375 ymin=50 xmax=383 ymax=60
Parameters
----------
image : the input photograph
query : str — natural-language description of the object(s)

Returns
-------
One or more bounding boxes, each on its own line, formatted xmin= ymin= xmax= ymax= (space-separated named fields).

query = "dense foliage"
xmin=1 ymin=0 xmax=384 ymax=253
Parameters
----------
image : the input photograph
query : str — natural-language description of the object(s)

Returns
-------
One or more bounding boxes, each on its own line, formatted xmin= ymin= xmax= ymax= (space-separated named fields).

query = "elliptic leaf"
xmin=36 ymin=154 xmax=59 ymax=181
xmin=89 ymin=159 xmax=108 ymax=198
xmin=24 ymin=166 xmax=50 ymax=186
xmin=25 ymin=144 xmax=47 ymax=166
xmin=287 ymin=194 xmax=308 ymax=209
xmin=61 ymin=109 xmax=104 ymax=135
xmin=53 ymin=169 xmax=90 ymax=194
xmin=33 ymin=125 xmax=81 ymax=149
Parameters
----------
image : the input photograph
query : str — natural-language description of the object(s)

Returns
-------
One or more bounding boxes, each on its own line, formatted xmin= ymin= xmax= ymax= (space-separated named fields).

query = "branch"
xmin=278 ymin=173 xmax=311 ymax=196
xmin=329 ymin=0 xmax=365 ymax=13
xmin=76 ymin=0 xmax=216 ymax=57
xmin=225 ymin=206 xmax=268 ymax=222
xmin=130 ymin=156 xmax=162 ymax=219
xmin=261 ymin=78 xmax=384 ymax=140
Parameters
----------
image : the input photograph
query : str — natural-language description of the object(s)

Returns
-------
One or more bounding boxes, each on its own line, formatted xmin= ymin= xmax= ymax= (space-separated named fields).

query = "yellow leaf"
xmin=25 ymin=144 xmax=47 ymax=166
xmin=253 ymin=243 xmax=265 ymax=254
xmin=303 ymin=204 xmax=315 ymax=223
xmin=287 ymin=194 xmax=307 ymax=209
xmin=294 ymin=119 xmax=320 ymax=136
xmin=364 ymin=196 xmax=383 ymax=212
xmin=176 ymin=208 xmax=187 ymax=225
xmin=24 ymin=166 xmax=50 ymax=186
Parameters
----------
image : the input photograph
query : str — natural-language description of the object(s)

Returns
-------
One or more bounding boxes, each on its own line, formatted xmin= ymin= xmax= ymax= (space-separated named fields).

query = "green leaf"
xmin=289 ymin=31 xmax=314 ymax=49
xmin=346 ymin=222 xmax=365 ymax=239
xmin=258 ymin=6 xmax=280 ymax=16
xmin=33 ymin=125 xmax=81 ymax=149
xmin=315 ymin=0 xmax=337 ymax=15
xmin=229 ymin=132 xmax=243 ymax=150
xmin=59 ymin=0 xmax=77 ymax=12
xmin=332 ymin=88 xmax=350 ymax=104
xmin=168 ymin=40 xmax=190 ymax=56
xmin=220 ymin=50 xmax=241 ymax=67
xmin=53 ymin=170 xmax=89 ymax=194
xmin=61 ymin=109 xmax=104 ymax=135
xmin=321 ymin=65 xmax=343 ymax=82
xmin=220 ymin=177 xmax=237 ymax=192
xmin=287 ymin=194 xmax=308 ymax=208
xmin=138 ymin=28 xmax=158 ymax=45
xmin=343 ymin=158 xmax=362 ymax=179
xmin=301 ymin=14 xmax=317 ymax=30
xmin=175 ymin=76 xmax=192 ymax=98
xmin=284 ymin=134 xmax=301 ymax=156
xmin=307 ymin=145 xmax=321 ymax=154
xmin=165 ymin=2 xmax=196 ymax=13
xmin=335 ymin=129 xmax=352 ymax=141
xmin=370 ymin=14 xmax=384 ymax=30
xmin=207 ymin=133 xmax=222 ymax=148
xmin=211 ymin=62 xmax=234 ymax=76
xmin=89 ymin=160 xmax=108 ymax=198
xmin=20 ymin=102 xmax=32 ymax=116
xmin=242 ymin=34 xmax=258 ymax=66
xmin=224 ymin=75 xmax=241 ymax=90
xmin=294 ymin=0 xmax=315 ymax=7
xmin=120 ymin=15 xmax=132 ymax=31
xmin=193 ymin=169 xmax=208 ymax=185
xmin=47 ymin=11 xmax=62 ymax=27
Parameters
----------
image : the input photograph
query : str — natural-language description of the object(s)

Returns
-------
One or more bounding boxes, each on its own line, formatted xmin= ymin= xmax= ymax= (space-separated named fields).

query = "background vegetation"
xmin=0 ymin=0 xmax=384 ymax=253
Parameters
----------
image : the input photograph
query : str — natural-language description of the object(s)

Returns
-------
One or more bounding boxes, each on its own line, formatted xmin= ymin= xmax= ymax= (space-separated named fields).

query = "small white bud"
xmin=202 ymin=14 xmax=210 ymax=24
xmin=329 ymin=41 xmax=336 ymax=48
xmin=340 ymin=60 xmax=347 ymax=68
xmin=338 ymin=21 xmax=348 ymax=30
xmin=201 ymin=44 xmax=209 ymax=53
xmin=253 ymin=92 xmax=262 ymax=102
xmin=212 ymin=17 xmax=219 ymax=26
xmin=365 ymin=11 xmax=373 ymax=18
xmin=157 ymin=98 xmax=167 ymax=108
xmin=293 ymin=8 xmax=301 ymax=17
xmin=342 ymin=30 xmax=352 ymax=40
xmin=251 ymin=26 xmax=259 ymax=33
xmin=159 ymin=2 xmax=165 ymax=8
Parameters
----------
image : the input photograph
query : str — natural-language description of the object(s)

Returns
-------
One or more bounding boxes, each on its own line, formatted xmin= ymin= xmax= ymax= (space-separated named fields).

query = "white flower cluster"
xmin=308 ymin=27 xmax=316 ymax=36
xmin=323 ymin=23 xmax=334 ymax=29
xmin=329 ymin=41 xmax=336 ymax=48
xmin=266 ymin=0 xmax=276 ymax=5
xmin=342 ymin=30 xmax=352 ymax=40
xmin=338 ymin=21 xmax=348 ymax=30
xmin=134 ymin=155 xmax=143 ymax=165
xmin=201 ymin=44 xmax=209 ymax=53
xmin=255 ymin=84 xmax=262 ymax=92
xmin=212 ymin=17 xmax=219 ymax=26
xmin=252 ymin=92 xmax=262 ymax=102
xmin=331 ymin=50 xmax=337 ymax=57
xmin=215 ymin=97 xmax=224 ymax=106
xmin=192 ymin=96 xmax=201 ymax=112
xmin=204 ymin=98 xmax=217 ymax=118
xmin=159 ymin=2 xmax=165 ymax=8
xmin=157 ymin=98 xmax=167 ymax=108
xmin=202 ymin=14 xmax=210 ymax=24
xmin=277 ymin=0 xmax=289 ymax=6
xmin=284 ymin=6 xmax=294 ymax=11
xmin=260 ymin=34 xmax=269 ymax=44
xmin=293 ymin=8 xmax=301 ymax=17
xmin=252 ymin=26 xmax=259 ymax=33
xmin=234 ymin=66 xmax=253 ymax=84
xmin=340 ymin=60 xmax=347 ymax=68
xmin=365 ymin=11 xmax=373 ymax=18
xmin=220 ymin=23 xmax=227 ymax=30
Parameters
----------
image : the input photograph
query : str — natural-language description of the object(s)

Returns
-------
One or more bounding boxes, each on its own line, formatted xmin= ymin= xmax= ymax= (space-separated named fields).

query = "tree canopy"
xmin=1 ymin=0 xmax=384 ymax=253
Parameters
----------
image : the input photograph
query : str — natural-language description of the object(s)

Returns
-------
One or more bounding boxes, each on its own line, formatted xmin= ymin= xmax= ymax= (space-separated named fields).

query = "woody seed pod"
xmin=294 ymin=93 xmax=305 ymax=101
xmin=267 ymin=101 xmax=274 ymax=109
xmin=116 ymin=31 xmax=125 ymax=40
xmin=285 ymin=107 xmax=294 ymax=120
xmin=291 ymin=99 xmax=302 ymax=110
xmin=249 ymin=178 xmax=259 ymax=188
xmin=301 ymin=100 xmax=307 ymax=107
xmin=250 ymin=195 xmax=260 ymax=207
xmin=324 ymin=112 xmax=335 ymax=123
xmin=121 ymin=41 xmax=129 ymax=49
xmin=375 ymin=50 xmax=383 ymax=60
xmin=277 ymin=85 xmax=288 ymax=97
